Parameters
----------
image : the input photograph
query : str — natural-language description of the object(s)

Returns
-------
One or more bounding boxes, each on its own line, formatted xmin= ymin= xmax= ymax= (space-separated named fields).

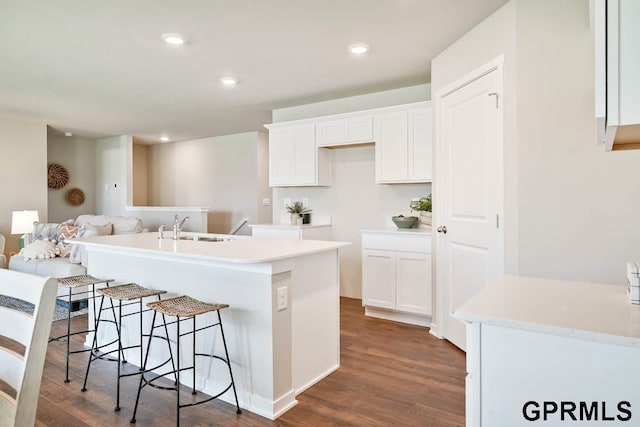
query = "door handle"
xmin=437 ymin=226 xmax=447 ymax=234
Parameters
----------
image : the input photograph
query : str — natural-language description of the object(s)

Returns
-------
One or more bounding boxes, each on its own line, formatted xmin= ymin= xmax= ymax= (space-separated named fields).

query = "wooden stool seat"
xmin=57 ymin=274 xmax=114 ymax=288
xmin=147 ymin=295 xmax=229 ymax=317
xmin=98 ymin=283 xmax=166 ymax=301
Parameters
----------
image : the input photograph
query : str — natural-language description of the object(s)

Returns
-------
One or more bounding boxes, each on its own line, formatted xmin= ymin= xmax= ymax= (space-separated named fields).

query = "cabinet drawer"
xmin=361 ymin=232 xmax=431 ymax=253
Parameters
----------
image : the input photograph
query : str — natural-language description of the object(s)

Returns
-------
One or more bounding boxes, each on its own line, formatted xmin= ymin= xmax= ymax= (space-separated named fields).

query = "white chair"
xmin=0 ymin=269 xmax=57 ymax=427
xmin=0 ymin=234 xmax=6 ymax=269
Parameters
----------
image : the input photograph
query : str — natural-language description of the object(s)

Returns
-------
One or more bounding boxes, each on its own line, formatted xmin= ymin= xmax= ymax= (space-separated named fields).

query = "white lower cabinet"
xmin=362 ymin=231 xmax=432 ymax=326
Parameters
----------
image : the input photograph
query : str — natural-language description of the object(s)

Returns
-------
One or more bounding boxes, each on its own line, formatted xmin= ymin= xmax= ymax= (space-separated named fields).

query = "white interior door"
xmin=436 ymin=60 xmax=504 ymax=350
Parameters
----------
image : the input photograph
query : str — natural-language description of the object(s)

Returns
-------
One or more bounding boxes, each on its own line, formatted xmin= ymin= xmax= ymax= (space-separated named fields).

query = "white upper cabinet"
xmin=268 ymin=123 xmax=331 ymax=187
xmin=374 ymin=104 xmax=432 ymax=183
xmin=595 ymin=0 xmax=640 ymax=151
xmin=315 ymin=116 xmax=373 ymax=147
xmin=265 ymin=101 xmax=431 ymax=187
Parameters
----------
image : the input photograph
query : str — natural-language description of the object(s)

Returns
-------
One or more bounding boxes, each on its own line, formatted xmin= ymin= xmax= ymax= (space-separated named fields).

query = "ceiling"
xmin=1 ymin=0 xmax=508 ymax=144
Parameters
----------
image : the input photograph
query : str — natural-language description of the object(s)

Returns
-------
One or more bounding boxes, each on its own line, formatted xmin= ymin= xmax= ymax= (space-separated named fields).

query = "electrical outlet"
xmin=283 ymin=197 xmax=292 ymax=208
xmin=277 ymin=286 xmax=287 ymax=311
xmin=302 ymin=197 xmax=308 ymax=207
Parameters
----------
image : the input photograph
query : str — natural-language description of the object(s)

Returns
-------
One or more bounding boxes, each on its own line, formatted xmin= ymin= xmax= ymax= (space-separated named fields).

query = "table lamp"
xmin=11 ymin=210 xmax=39 ymax=249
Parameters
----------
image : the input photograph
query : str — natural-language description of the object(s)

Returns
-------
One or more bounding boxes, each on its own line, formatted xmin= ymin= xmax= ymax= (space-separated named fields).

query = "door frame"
xmin=430 ymin=55 xmax=505 ymax=340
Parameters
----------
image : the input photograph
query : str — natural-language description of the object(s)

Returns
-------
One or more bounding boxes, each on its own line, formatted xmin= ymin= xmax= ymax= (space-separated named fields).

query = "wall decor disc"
xmin=66 ymin=188 xmax=85 ymax=206
xmin=47 ymin=163 xmax=70 ymax=189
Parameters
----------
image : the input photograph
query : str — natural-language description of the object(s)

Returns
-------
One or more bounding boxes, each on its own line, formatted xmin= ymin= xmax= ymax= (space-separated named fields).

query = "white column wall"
xmin=0 ymin=115 xmax=47 ymax=256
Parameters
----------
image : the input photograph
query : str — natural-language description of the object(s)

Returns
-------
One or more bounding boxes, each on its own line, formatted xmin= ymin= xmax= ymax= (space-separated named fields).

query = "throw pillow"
xmin=69 ymin=222 xmax=113 ymax=264
xmin=57 ymin=224 xmax=80 ymax=257
xmin=112 ymin=217 xmax=143 ymax=234
xmin=20 ymin=239 xmax=60 ymax=261
xmin=32 ymin=219 xmax=74 ymax=242
xmin=83 ymin=223 xmax=113 ymax=236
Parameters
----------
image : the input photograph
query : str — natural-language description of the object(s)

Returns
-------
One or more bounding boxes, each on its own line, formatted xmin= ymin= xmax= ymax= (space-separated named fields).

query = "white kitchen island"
xmin=72 ymin=232 xmax=350 ymax=420
xmin=455 ymin=276 xmax=640 ymax=426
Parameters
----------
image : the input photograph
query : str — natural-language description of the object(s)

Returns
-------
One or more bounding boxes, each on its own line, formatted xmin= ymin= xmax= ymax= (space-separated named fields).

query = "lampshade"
xmin=11 ymin=210 xmax=39 ymax=235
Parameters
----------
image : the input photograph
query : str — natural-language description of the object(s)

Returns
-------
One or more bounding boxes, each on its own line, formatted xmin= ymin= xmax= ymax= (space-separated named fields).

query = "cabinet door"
xmin=362 ymin=249 xmax=395 ymax=310
xmin=269 ymin=124 xmax=316 ymax=186
xmin=408 ymin=107 xmax=432 ymax=182
xmin=269 ymin=127 xmax=296 ymax=186
xmin=395 ymin=251 xmax=431 ymax=315
xmin=316 ymin=116 xmax=373 ymax=147
xmin=292 ymin=125 xmax=316 ymax=185
xmin=374 ymin=111 xmax=408 ymax=183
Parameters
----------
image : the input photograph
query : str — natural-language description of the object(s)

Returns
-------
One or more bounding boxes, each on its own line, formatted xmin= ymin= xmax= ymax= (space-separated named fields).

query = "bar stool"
xmin=81 ymin=282 xmax=169 ymax=412
xmin=130 ymin=295 xmax=241 ymax=425
xmin=49 ymin=274 xmax=114 ymax=383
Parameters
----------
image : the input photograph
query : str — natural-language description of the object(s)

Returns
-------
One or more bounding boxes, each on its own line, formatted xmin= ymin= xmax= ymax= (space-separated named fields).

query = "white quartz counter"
xmin=455 ymin=275 xmax=640 ymax=348
xmin=361 ymin=227 xmax=432 ymax=235
xmin=73 ymin=232 xmax=350 ymax=264
xmin=249 ymin=223 xmax=331 ymax=229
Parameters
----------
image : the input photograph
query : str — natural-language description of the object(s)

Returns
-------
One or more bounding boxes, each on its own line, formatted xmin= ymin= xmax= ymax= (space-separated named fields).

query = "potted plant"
xmin=286 ymin=201 xmax=311 ymax=225
xmin=410 ymin=194 xmax=432 ymax=230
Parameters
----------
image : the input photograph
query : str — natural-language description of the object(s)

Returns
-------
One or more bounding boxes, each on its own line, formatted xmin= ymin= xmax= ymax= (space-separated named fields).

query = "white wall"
xmin=147 ymin=131 xmax=271 ymax=234
xmin=0 ymin=115 xmax=47 ymax=256
xmin=48 ymin=134 xmax=97 ymax=222
xmin=431 ymin=0 xmax=640 ymax=286
xmin=272 ymin=84 xmax=431 ymax=298
xmin=514 ymin=0 xmax=640 ymax=284
xmin=273 ymin=84 xmax=431 ymax=122
xmin=95 ymin=135 xmax=131 ymax=217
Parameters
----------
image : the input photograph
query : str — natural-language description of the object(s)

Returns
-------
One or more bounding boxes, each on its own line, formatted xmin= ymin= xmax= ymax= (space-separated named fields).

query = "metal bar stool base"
xmin=81 ymin=283 xmax=168 ymax=413
xmin=51 ymin=274 xmax=114 ymax=383
xmin=129 ymin=295 xmax=241 ymax=425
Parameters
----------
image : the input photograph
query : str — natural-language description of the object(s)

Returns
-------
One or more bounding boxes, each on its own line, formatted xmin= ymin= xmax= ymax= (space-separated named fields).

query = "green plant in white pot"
xmin=286 ymin=201 xmax=311 ymax=225
xmin=410 ymin=194 xmax=432 ymax=230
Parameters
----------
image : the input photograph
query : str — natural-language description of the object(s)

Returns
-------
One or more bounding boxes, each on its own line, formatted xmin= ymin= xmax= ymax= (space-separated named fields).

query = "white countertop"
xmin=455 ymin=275 xmax=640 ymax=348
xmin=72 ymin=232 xmax=350 ymax=264
xmin=250 ymin=223 xmax=331 ymax=229
xmin=361 ymin=227 xmax=432 ymax=235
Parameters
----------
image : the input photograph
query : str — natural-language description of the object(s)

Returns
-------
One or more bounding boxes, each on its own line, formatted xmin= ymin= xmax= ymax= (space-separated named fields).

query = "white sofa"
xmin=9 ymin=214 xmax=143 ymax=302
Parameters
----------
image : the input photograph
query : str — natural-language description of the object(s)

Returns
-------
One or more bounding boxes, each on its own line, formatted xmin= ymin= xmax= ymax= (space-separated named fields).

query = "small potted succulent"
xmin=410 ymin=194 xmax=432 ymax=230
xmin=286 ymin=201 xmax=311 ymax=225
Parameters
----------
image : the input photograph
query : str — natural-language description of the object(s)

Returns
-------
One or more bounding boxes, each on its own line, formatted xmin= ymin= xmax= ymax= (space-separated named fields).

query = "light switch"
xmin=302 ymin=197 xmax=308 ymax=207
xmin=262 ymin=198 xmax=271 ymax=206
xmin=277 ymin=286 xmax=288 ymax=311
xmin=283 ymin=197 xmax=292 ymax=208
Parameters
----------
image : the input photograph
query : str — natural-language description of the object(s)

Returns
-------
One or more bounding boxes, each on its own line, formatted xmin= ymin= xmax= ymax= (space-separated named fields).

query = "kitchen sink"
xmin=178 ymin=235 xmax=227 ymax=242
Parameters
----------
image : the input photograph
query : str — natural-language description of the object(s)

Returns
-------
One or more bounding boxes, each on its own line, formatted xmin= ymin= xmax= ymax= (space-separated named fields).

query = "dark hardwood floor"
xmin=31 ymin=297 xmax=465 ymax=426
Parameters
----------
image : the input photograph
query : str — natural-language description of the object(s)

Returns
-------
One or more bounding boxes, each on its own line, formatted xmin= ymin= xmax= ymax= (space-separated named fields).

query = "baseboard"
xmin=364 ymin=306 xmax=431 ymax=327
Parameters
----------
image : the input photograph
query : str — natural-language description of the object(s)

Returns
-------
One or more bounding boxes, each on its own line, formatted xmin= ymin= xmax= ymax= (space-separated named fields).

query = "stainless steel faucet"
xmin=173 ymin=214 xmax=189 ymax=240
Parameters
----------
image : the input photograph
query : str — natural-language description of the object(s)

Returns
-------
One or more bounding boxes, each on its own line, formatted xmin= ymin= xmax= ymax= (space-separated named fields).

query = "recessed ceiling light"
xmin=161 ymin=33 xmax=187 ymax=45
xmin=160 ymin=135 xmax=170 ymax=142
xmin=64 ymin=132 xmax=73 ymax=137
xmin=219 ymin=76 xmax=238 ymax=86
xmin=348 ymin=43 xmax=370 ymax=54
